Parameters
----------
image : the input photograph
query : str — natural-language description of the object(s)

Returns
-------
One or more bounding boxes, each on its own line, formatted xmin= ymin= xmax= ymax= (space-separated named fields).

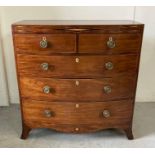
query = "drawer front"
xmin=79 ymin=34 xmax=141 ymax=54
xmin=22 ymin=99 xmax=133 ymax=131
xmin=20 ymin=77 xmax=136 ymax=101
xmin=17 ymin=54 xmax=139 ymax=78
xmin=14 ymin=34 xmax=76 ymax=54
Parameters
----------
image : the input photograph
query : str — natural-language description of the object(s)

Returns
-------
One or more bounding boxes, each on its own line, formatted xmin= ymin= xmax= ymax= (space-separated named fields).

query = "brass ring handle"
xmin=40 ymin=37 xmax=48 ymax=48
xmin=107 ymin=37 xmax=115 ymax=48
xmin=41 ymin=62 xmax=49 ymax=71
xmin=44 ymin=109 xmax=53 ymax=118
xmin=103 ymin=86 xmax=112 ymax=94
xmin=105 ymin=62 xmax=114 ymax=70
xmin=102 ymin=110 xmax=111 ymax=118
xmin=43 ymin=86 xmax=51 ymax=94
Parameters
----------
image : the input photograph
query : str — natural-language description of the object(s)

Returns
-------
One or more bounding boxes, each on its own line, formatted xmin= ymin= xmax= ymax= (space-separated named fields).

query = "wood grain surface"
xmin=20 ymin=77 xmax=136 ymax=101
xmin=79 ymin=34 xmax=141 ymax=54
xmin=22 ymin=99 xmax=133 ymax=133
xmin=14 ymin=34 xmax=76 ymax=54
xmin=17 ymin=54 xmax=139 ymax=78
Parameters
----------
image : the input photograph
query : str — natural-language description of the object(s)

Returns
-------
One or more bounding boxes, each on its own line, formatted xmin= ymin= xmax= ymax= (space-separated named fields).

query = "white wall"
xmin=0 ymin=6 xmax=154 ymax=104
xmin=0 ymin=7 xmax=9 ymax=106
xmin=135 ymin=7 xmax=155 ymax=102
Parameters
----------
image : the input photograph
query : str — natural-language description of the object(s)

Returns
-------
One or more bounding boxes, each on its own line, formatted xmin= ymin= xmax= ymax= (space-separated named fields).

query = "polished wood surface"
xmin=17 ymin=54 xmax=139 ymax=78
xmin=22 ymin=99 xmax=133 ymax=131
xmin=20 ymin=77 xmax=136 ymax=101
xmin=14 ymin=34 xmax=76 ymax=54
xmin=12 ymin=20 xmax=144 ymax=34
xmin=79 ymin=34 xmax=141 ymax=54
xmin=12 ymin=20 xmax=144 ymax=139
xmin=12 ymin=20 xmax=143 ymax=25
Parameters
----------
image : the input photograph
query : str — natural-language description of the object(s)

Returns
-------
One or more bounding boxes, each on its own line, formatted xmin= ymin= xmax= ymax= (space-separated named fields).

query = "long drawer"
xmin=22 ymin=99 xmax=133 ymax=132
xmin=20 ymin=77 xmax=136 ymax=101
xmin=14 ymin=34 xmax=76 ymax=54
xmin=17 ymin=54 xmax=139 ymax=78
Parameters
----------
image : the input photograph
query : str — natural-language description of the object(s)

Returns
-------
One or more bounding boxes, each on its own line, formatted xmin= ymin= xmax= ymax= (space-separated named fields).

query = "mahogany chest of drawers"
xmin=12 ymin=20 xmax=144 ymax=140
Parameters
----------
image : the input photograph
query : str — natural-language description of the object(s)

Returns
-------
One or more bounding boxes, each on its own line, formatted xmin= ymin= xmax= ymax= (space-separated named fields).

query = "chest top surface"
xmin=12 ymin=20 xmax=143 ymax=26
xmin=12 ymin=20 xmax=144 ymax=34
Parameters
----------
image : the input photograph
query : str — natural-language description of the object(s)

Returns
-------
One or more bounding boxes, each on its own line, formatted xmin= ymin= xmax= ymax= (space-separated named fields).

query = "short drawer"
xmin=17 ymin=54 xmax=139 ymax=78
xmin=14 ymin=34 xmax=76 ymax=54
xmin=20 ymin=77 xmax=136 ymax=101
xmin=79 ymin=34 xmax=142 ymax=54
xmin=22 ymin=99 xmax=133 ymax=131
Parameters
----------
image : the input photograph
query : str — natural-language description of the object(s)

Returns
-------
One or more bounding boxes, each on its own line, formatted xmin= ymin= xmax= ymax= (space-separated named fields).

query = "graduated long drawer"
xmin=22 ymin=99 xmax=133 ymax=133
xmin=20 ymin=77 xmax=136 ymax=101
xmin=17 ymin=54 xmax=139 ymax=78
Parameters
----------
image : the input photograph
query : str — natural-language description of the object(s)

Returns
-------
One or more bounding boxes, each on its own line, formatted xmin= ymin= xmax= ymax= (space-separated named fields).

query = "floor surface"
xmin=0 ymin=103 xmax=155 ymax=148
